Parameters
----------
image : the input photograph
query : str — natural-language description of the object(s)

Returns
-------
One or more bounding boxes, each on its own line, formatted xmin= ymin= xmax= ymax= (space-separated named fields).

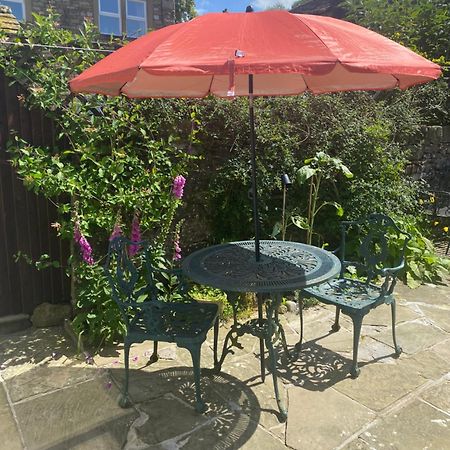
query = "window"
xmin=99 ymin=0 xmax=121 ymax=36
xmin=126 ymin=0 xmax=147 ymax=38
xmin=0 ymin=0 xmax=25 ymax=21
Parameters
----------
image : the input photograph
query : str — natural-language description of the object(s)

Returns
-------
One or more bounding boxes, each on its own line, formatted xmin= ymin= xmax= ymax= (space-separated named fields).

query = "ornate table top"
xmin=182 ymin=240 xmax=341 ymax=293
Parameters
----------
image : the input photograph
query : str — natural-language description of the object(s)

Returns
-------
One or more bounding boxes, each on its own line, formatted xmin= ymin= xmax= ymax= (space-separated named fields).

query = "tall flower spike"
xmin=78 ymin=235 xmax=94 ymax=265
xmin=172 ymin=175 xmax=186 ymax=200
xmin=109 ymin=222 xmax=123 ymax=241
xmin=173 ymin=238 xmax=182 ymax=261
xmin=73 ymin=221 xmax=82 ymax=243
xmin=129 ymin=212 xmax=141 ymax=257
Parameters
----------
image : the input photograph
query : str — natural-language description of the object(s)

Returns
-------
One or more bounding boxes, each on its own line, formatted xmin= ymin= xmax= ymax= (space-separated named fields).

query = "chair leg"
xmin=350 ymin=314 xmax=363 ymax=379
xmin=119 ymin=341 xmax=132 ymax=408
xmin=331 ymin=307 xmax=341 ymax=332
xmin=295 ymin=294 xmax=304 ymax=352
xmin=391 ymin=300 xmax=402 ymax=357
xmin=149 ymin=341 xmax=158 ymax=364
xmin=213 ymin=317 xmax=220 ymax=370
xmin=188 ymin=345 xmax=206 ymax=413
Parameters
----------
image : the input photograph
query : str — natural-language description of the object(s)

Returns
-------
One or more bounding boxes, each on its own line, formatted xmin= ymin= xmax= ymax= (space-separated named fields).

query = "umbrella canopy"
xmin=70 ymin=10 xmax=441 ymax=261
xmin=70 ymin=10 xmax=441 ymax=98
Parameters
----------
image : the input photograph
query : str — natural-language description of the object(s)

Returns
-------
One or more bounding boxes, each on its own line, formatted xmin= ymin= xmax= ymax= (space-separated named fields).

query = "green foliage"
xmin=203 ymin=92 xmax=426 ymax=245
xmin=175 ymin=0 xmax=197 ymax=22
xmin=345 ymin=0 xmax=450 ymax=126
xmin=292 ymin=151 xmax=352 ymax=245
xmin=0 ymin=11 xmax=197 ymax=345
xmin=345 ymin=0 xmax=450 ymax=65
xmin=387 ymin=217 xmax=450 ymax=288
xmin=189 ymin=285 xmax=233 ymax=319
xmin=71 ymin=262 xmax=125 ymax=346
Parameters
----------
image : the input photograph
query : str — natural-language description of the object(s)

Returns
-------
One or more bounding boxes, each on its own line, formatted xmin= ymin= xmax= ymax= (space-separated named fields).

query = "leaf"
xmin=341 ymin=164 xmax=353 ymax=179
xmin=270 ymin=222 xmax=281 ymax=238
xmin=296 ymin=166 xmax=316 ymax=184
xmin=291 ymin=215 xmax=309 ymax=230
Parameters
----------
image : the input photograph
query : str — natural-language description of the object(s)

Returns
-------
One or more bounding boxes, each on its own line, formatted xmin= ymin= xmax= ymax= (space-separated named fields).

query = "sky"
xmin=195 ymin=0 xmax=295 ymax=15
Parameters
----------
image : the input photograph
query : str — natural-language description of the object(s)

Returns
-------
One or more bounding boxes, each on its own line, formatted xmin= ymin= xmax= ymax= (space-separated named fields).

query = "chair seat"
xmin=130 ymin=301 xmax=219 ymax=343
xmin=304 ymin=278 xmax=389 ymax=312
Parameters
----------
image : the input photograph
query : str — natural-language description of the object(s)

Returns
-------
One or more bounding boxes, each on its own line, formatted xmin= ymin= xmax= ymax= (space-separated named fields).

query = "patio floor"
xmin=1 ymin=279 xmax=449 ymax=450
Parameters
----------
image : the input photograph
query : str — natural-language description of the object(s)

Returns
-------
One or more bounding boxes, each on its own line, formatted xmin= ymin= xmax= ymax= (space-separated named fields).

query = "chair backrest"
xmin=339 ymin=213 xmax=411 ymax=290
xmin=104 ymin=237 xmax=158 ymax=320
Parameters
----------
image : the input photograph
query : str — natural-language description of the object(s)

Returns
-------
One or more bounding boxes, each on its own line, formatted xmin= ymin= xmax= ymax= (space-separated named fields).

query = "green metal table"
xmin=182 ymin=240 xmax=341 ymax=420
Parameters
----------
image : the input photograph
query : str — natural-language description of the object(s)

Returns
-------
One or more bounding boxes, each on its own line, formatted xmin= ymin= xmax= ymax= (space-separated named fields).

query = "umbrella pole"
xmin=249 ymin=74 xmax=260 ymax=262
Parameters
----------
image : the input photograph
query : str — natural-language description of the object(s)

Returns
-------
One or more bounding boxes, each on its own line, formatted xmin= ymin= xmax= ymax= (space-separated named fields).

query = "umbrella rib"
xmin=297 ymin=16 xmax=340 ymax=66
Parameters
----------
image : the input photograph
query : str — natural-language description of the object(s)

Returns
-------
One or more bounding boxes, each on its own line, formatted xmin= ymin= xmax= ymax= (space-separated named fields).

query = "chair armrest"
xmin=380 ymin=261 xmax=405 ymax=277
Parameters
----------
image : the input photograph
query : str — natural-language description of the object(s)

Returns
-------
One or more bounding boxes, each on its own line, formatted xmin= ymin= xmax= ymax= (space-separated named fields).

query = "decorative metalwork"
xmin=105 ymin=236 xmax=219 ymax=413
xmin=303 ymin=213 xmax=410 ymax=379
xmin=182 ymin=240 xmax=341 ymax=421
xmin=183 ymin=240 xmax=340 ymax=293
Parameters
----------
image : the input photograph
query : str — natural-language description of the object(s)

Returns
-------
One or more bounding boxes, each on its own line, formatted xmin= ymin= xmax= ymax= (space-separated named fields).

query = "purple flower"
xmin=79 ymin=236 xmax=94 ymax=265
xmin=172 ymin=175 xmax=186 ymax=200
xmin=173 ymin=239 xmax=182 ymax=261
xmin=105 ymin=381 xmax=112 ymax=389
xmin=129 ymin=213 xmax=141 ymax=257
xmin=109 ymin=223 xmax=122 ymax=241
xmin=74 ymin=221 xmax=94 ymax=265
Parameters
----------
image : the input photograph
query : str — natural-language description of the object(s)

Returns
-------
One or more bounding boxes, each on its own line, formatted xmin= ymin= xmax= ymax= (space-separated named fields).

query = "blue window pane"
xmin=99 ymin=0 xmax=119 ymax=14
xmin=127 ymin=18 xmax=146 ymax=37
xmin=99 ymin=15 xmax=121 ymax=35
xmin=127 ymin=0 xmax=145 ymax=18
xmin=0 ymin=1 xmax=24 ymax=21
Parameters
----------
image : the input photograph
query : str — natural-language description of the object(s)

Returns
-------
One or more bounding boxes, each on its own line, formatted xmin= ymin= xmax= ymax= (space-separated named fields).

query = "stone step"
xmin=0 ymin=314 xmax=31 ymax=335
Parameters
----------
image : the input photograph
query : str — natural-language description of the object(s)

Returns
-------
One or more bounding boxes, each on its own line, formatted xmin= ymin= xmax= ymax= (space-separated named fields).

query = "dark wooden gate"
xmin=0 ymin=71 xmax=70 ymax=317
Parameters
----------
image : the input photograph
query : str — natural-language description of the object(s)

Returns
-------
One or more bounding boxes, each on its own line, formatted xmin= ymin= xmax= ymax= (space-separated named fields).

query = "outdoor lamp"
xmin=281 ymin=174 xmax=291 ymax=186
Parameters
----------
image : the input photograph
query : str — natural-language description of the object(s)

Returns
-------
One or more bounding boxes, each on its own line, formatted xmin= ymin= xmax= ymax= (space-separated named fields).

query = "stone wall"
xmin=407 ymin=126 xmax=450 ymax=193
xmin=30 ymin=0 xmax=93 ymax=31
xmin=152 ymin=0 xmax=175 ymax=29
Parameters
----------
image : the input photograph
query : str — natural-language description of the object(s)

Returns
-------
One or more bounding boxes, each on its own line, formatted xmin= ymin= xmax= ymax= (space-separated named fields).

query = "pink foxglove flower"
xmin=129 ymin=213 xmax=141 ymax=257
xmin=173 ymin=238 xmax=182 ymax=261
xmin=172 ymin=175 xmax=186 ymax=199
xmin=74 ymin=221 xmax=94 ymax=265
xmin=78 ymin=236 xmax=94 ymax=265
xmin=109 ymin=223 xmax=122 ymax=241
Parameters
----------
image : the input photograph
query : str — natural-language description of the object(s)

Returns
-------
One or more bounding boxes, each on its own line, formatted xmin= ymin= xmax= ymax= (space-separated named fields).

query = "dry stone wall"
xmin=407 ymin=126 xmax=450 ymax=193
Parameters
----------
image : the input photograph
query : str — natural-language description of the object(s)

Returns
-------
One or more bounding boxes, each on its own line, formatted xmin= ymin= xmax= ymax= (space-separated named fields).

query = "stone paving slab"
xmin=421 ymin=381 xmax=450 ymax=414
xmin=0 ymin=280 xmax=448 ymax=450
xmin=13 ymin=374 xmax=137 ymax=450
xmin=286 ymin=387 xmax=376 ymax=450
xmin=0 ymin=382 xmax=22 ymax=450
xmin=361 ymin=399 xmax=450 ymax=449
xmin=5 ymin=364 xmax=99 ymax=403
xmin=374 ymin=318 xmax=448 ymax=355
xmin=333 ymin=355 xmax=428 ymax=411
xmin=418 ymin=304 xmax=450 ymax=332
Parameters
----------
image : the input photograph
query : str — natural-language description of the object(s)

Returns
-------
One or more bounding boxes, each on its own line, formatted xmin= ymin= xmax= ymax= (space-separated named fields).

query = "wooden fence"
xmin=0 ymin=70 xmax=70 ymax=317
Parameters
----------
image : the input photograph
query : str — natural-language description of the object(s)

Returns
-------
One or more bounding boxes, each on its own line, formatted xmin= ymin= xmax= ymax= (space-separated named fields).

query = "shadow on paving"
xmin=276 ymin=331 xmax=400 ymax=391
xmin=0 ymin=327 xmax=75 ymax=369
xmin=4 ymin=363 xmax=261 ymax=450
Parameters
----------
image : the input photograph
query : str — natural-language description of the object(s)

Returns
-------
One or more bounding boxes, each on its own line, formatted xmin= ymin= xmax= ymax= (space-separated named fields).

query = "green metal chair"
xmin=301 ymin=213 xmax=411 ymax=378
xmin=104 ymin=236 xmax=219 ymax=413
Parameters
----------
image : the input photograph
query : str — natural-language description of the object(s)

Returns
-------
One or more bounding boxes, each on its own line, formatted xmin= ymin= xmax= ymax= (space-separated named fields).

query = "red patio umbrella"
xmin=70 ymin=10 xmax=441 ymax=259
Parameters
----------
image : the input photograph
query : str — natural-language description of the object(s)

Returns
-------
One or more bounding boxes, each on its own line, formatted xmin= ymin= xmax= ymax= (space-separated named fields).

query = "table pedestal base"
xmin=213 ymin=292 xmax=290 ymax=421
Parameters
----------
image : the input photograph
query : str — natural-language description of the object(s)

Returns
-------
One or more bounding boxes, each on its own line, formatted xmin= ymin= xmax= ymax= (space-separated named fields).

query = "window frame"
xmin=98 ymin=0 xmax=122 ymax=36
xmin=0 ymin=0 xmax=25 ymax=22
xmin=125 ymin=0 xmax=147 ymax=38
